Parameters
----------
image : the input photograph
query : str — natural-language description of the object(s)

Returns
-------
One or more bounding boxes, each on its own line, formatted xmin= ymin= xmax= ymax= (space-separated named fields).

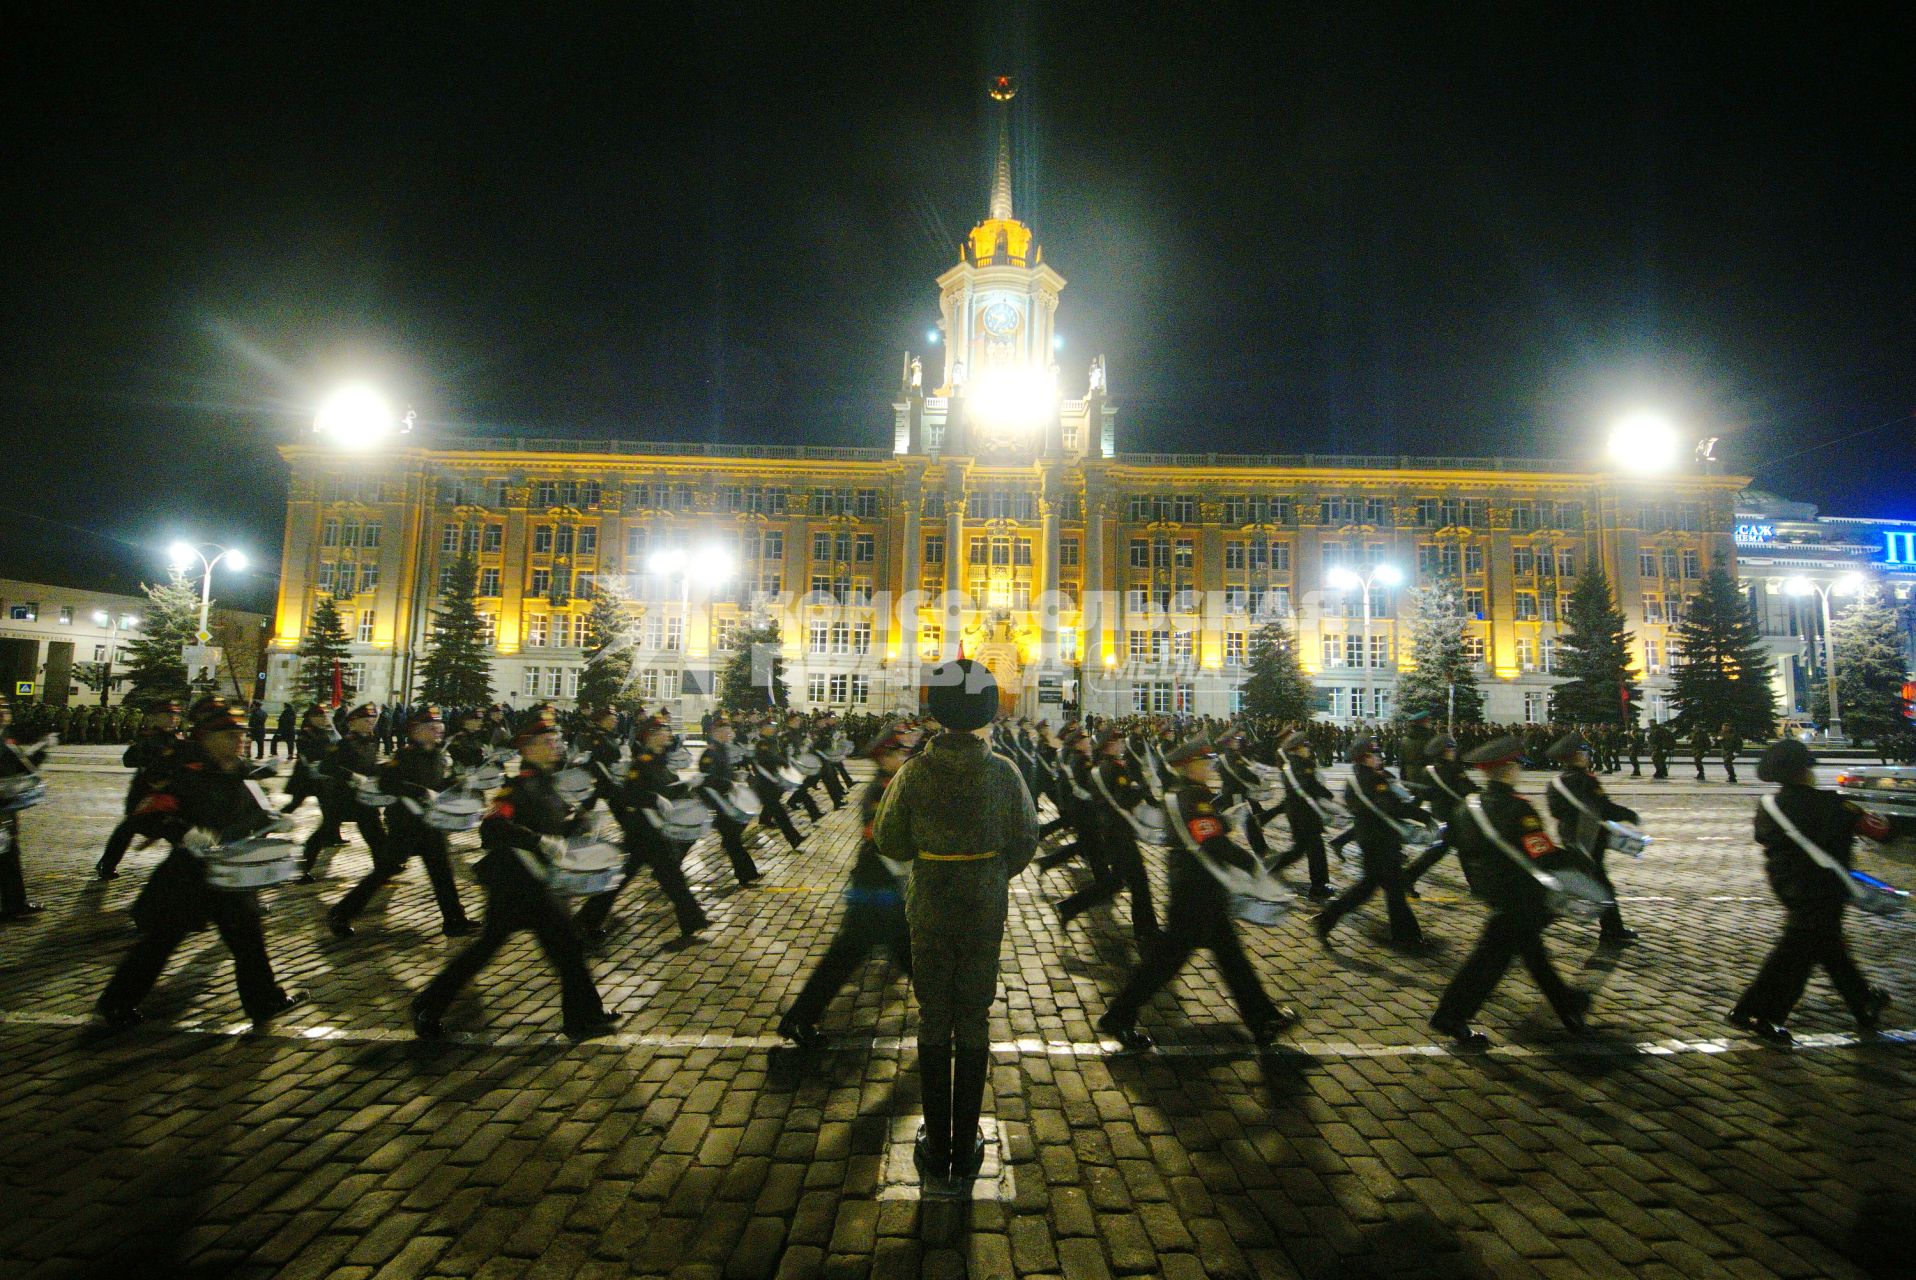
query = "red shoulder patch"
xmin=1187 ymin=816 xmax=1225 ymax=843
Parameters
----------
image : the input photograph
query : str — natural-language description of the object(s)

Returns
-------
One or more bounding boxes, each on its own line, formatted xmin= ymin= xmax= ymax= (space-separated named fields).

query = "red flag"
xmin=331 ymin=658 xmax=344 ymax=708
xmin=957 ymin=637 xmax=966 ymax=660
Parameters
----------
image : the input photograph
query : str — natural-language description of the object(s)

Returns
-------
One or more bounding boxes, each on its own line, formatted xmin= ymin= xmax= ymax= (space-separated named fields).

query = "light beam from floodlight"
xmin=967 ymin=367 xmax=1056 ymax=432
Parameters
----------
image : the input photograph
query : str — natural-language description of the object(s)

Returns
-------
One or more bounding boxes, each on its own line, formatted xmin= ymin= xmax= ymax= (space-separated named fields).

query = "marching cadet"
xmin=1056 ymin=726 xmax=1159 ymax=946
xmin=1727 ymin=739 xmax=1893 ymax=1044
xmin=94 ymin=701 xmax=303 ymax=1026
xmin=445 ymin=707 xmax=492 ymax=770
xmin=1544 ymin=732 xmax=1640 ymax=945
xmin=576 ymin=717 xmax=709 ymax=942
xmin=1626 ymin=724 xmax=1646 ymax=778
xmin=299 ymin=702 xmax=387 ymax=880
xmin=782 ymin=711 xmax=828 ymax=823
xmin=1315 ymin=737 xmax=1430 ymax=949
xmin=281 ymin=704 xmax=337 ymax=813
xmin=777 ymin=720 xmax=918 ymax=1048
xmin=810 ymin=710 xmax=849 ymax=809
xmin=1649 ymin=721 xmax=1674 ymax=780
xmin=0 ymin=696 xmax=51 ymax=922
xmin=1096 ymin=733 xmax=1295 ymax=1051
xmin=697 ymin=716 xmax=761 ymax=885
xmin=1272 ymin=729 xmax=1337 ymax=900
xmin=1429 ymin=735 xmax=1592 ymax=1050
xmin=574 ymin=705 xmax=626 ymax=787
xmin=1214 ymin=726 xmax=1275 ymax=862
xmin=1690 ymin=724 xmax=1712 ymax=781
xmin=751 ymin=717 xmax=810 ymax=850
xmin=326 ymin=709 xmax=474 ymax=938
xmin=874 ymin=660 xmax=1037 ymax=1187
xmin=95 ymin=698 xmax=186 ymax=880
xmin=1403 ymin=735 xmax=1478 ymax=892
xmin=1035 ymin=725 xmax=1100 ymax=873
xmin=410 ymin=721 xmax=617 ymax=1040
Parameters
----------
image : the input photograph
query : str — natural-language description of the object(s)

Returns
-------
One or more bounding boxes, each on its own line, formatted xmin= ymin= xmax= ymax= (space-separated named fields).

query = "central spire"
xmin=988 ymin=74 xmax=1015 ymax=222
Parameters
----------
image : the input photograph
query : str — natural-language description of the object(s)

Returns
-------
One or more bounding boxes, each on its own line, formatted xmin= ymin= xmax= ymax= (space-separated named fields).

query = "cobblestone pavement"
xmin=3 ymin=751 xmax=1914 ymax=1279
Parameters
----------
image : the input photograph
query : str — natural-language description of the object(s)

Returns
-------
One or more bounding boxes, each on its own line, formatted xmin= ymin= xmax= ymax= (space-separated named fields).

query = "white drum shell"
xmin=201 ymin=837 xmax=300 ymax=890
xmin=792 ymin=751 xmax=824 ymax=777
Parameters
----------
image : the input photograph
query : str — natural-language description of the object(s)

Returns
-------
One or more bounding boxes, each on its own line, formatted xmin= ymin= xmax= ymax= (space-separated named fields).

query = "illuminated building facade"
xmin=1733 ymin=490 xmax=1916 ymax=721
xmin=266 ymin=80 xmax=1750 ymax=723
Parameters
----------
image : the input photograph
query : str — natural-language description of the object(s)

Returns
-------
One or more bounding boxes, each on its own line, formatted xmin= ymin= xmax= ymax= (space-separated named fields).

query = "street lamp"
xmin=1325 ymin=563 xmax=1403 ymax=724
xmin=1784 ymin=573 xmax=1864 ymax=740
xmin=168 ymin=541 xmax=247 ymax=644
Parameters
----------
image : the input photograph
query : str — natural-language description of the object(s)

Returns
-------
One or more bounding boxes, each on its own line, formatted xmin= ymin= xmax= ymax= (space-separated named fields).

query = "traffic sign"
xmin=13 ymin=681 xmax=31 ymax=696
xmin=195 ymin=629 xmax=212 ymax=644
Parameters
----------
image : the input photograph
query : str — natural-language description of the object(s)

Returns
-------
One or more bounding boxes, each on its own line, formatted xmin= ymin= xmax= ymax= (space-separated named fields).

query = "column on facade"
xmin=497 ymin=485 xmax=531 ymax=658
xmin=1038 ymin=464 xmax=1060 ymax=668
xmin=388 ymin=468 xmax=430 ymax=700
xmin=896 ymin=466 xmax=923 ymax=686
xmin=944 ymin=462 xmax=965 ymax=661
xmin=1198 ymin=513 xmax=1226 ymax=712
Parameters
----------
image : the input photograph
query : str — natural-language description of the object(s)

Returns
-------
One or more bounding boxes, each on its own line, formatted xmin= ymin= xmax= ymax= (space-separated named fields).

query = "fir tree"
xmin=1238 ymin=618 xmax=1315 ymax=722
xmin=1669 ymin=566 xmax=1776 ymax=738
xmin=417 ymin=552 xmax=495 ymax=709
xmin=295 ymin=595 xmax=356 ymax=706
xmin=1393 ymin=577 xmax=1485 ymax=727
xmin=574 ymin=580 xmax=642 ymax=711
xmin=718 ymin=621 xmax=787 ymax=715
xmin=119 ymin=571 xmax=200 ymax=709
xmin=1548 ymin=567 xmax=1638 ymax=725
xmin=1826 ymin=586 xmax=1913 ymax=744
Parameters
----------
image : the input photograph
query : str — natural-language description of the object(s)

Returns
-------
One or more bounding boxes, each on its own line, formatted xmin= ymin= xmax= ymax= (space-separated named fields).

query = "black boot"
xmin=914 ymin=1043 xmax=952 ymax=1181
xmin=949 ymin=1045 xmax=990 ymax=1180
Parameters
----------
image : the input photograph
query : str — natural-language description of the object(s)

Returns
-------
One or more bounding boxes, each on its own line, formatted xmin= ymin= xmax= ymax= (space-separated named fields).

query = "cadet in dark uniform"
xmin=576 ymin=718 xmax=709 ymax=941
xmin=1056 ymin=726 xmax=1159 ymax=945
xmin=875 ymin=661 xmax=1037 ymax=1186
xmin=1272 ymin=730 xmax=1336 ymax=900
xmin=1315 ymin=737 xmax=1430 ymax=948
xmin=751 ymin=718 xmax=810 ymax=850
xmin=94 ymin=702 xmax=303 ymax=1026
xmin=782 ymin=712 xmax=828 ymax=823
xmin=96 ymin=699 xmax=186 ymax=880
xmin=299 ymin=702 xmax=387 ymax=879
xmin=1096 ymin=733 xmax=1294 ymax=1051
xmin=1690 ymin=725 xmax=1712 ymax=781
xmin=326 ymin=709 xmax=473 ymax=938
xmin=1648 ymin=722 xmax=1673 ymax=780
xmin=1727 ymin=739 xmax=1893 ymax=1044
xmin=1544 ymin=732 xmax=1641 ymax=945
xmin=1430 ymin=735 xmax=1591 ymax=1050
xmin=445 ymin=708 xmax=491 ymax=770
xmin=1626 ymin=725 xmax=1645 ymax=777
xmin=810 ymin=711 xmax=849 ymax=809
xmin=282 ymin=704 xmax=337 ymax=813
xmin=1213 ymin=727 xmax=1274 ymax=863
xmin=410 ymin=722 xmax=616 ymax=1040
xmin=777 ymin=720 xmax=917 ymax=1048
xmin=0 ymin=696 xmax=51 ymax=921
xmin=1404 ymin=735 xmax=1478 ymax=891
xmin=697 ymin=717 xmax=760 ymax=885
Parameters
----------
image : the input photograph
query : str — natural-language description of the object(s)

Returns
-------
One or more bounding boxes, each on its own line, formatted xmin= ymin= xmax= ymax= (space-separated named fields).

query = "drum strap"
xmin=1464 ymin=796 xmax=1566 ymax=895
xmin=1280 ymin=759 xmax=1331 ymax=824
xmin=1350 ymin=776 xmax=1422 ymax=841
xmin=1759 ymin=794 xmax=1864 ymax=903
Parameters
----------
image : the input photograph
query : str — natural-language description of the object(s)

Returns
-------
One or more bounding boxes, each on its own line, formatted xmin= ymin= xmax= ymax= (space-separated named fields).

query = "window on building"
xmin=970 ymin=537 xmax=990 ymax=565
xmin=1514 ymin=547 xmax=1535 ymax=575
xmin=855 ymin=534 xmax=875 ymax=563
xmin=1462 ymin=499 xmax=1487 ymax=527
xmin=852 ymin=622 xmax=872 ymax=654
xmin=362 ymin=522 xmax=382 ymax=549
xmin=1059 ymin=540 xmax=1079 ymax=567
xmin=1517 ymin=636 xmax=1536 ymax=670
xmin=1683 ymin=549 xmax=1700 ymax=578
xmin=530 ymin=568 xmax=551 ymax=597
xmin=1128 ymin=539 xmax=1149 ymax=569
xmin=1645 ymin=639 xmax=1662 ymax=673
xmin=807 ymin=673 xmax=828 ymax=704
xmin=1174 ymin=539 xmax=1195 ymax=569
xmin=807 ymin=621 xmax=829 ymax=654
xmin=1224 ymin=631 xmax=1246 ymax=666
xmin=578 ymin=527 xmax=598 ymax=556
xmin=1640 ymin=550 xmax=1658 ymax=578
xmin=1557 ymin=550 xmax=1576 ymax=577
xmin=1464 ymin=589 xmax=1486 ymax=618
xmin=924 ymin=535 xmax=945 ymax=565
xmin=356 ymin=611 xmax=376 ymax=643
xmin=317 ymin=562 xmax=337 ymax=591
xmin=1515 ymin=592 xmax=1538 ymax=621
xmin=1523 ymin=691 xmax=1546 ymax=724
xmin=920 ymin=625 xmax=942 ymax=660
xmin=1463 ymin=634 xmax=1486 ymax=665
xmin=1059 ymin=628 xmax=1080 ymax=662
xmin=1464 ymin=545 xmax=1484 ymax=575
xmin=1642 ymin=594 xmax=1664 ymax=624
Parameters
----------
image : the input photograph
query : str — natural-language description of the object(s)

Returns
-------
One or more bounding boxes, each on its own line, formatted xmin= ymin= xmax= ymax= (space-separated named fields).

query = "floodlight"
xmin=1372 ymin=565 xmax=1405 ymax=588
xmin=313 ymin=383 xmax=397 ymax=448
xmin=690 ymin=546 xmax=735 ymax=583
xmin=648 ymin=548 xmax=688 ymax=576
xmin=168 ymin=541 xmax=196 ymax=572
xmin=1607 ymin=410 xmax=1680 ymax=472
xmin=967 ymin=367 xmax=1056 ymax=431
xmin=1832 ymin=573 xmax=1865 ymax=596
xmin=1325 ymin=567 xmax=1363 ymax=592
xmin=226 ymin=549 xmax=248 ymax=572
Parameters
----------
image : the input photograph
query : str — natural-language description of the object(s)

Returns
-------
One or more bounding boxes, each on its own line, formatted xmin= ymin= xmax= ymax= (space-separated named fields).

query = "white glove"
xmin=182 ymin=826 xmax=219 ymax=852
xmin=539 ymin=835 xmax=567 ymax=862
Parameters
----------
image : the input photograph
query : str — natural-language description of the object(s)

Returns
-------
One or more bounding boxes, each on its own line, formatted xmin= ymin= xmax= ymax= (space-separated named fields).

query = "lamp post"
xmin=1325 ymin=563 xmax=1403 ymax=724
xmin=1784 ymin=574 xmax=1863 ymax=741
xmin=168 ymin=542 xmax=247 ymax=644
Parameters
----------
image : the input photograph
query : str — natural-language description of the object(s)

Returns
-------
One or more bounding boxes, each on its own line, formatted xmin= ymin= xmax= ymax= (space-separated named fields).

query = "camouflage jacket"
xmin=873 ymin=732 xmax=1038 ymax=876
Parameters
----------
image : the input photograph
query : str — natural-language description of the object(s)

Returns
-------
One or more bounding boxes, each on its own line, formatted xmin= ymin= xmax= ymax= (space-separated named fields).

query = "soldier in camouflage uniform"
xmin=875 ymin=660 xmax=1037 ymax=1188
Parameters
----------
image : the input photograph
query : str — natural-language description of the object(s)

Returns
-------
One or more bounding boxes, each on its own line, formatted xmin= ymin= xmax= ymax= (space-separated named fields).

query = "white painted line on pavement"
xmin=5 ymin=1007 xmax=1910 ymax=1061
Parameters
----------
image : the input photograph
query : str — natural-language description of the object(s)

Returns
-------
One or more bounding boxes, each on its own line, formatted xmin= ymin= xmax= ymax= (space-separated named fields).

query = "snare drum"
xmin=553 ymin=766 xmax=598 ymax=806
xmin=201 ymin=837 xmax=300 ymax=890
xmin=709 ymin=781 xmax=764 ymax=823
xmin=549 ymin=839 xmax=626 ymax=896
xmin=424 ymin=791 xmax=486 ymax=832
xmin=1543 ymin=867 xmax=1613 ymax=921
xmin=349 ymin=776 xmax=396 ymax=807
xmin=1851 ymin=870 xmax=1910 ymax=917
xmin=462 ymin=763 xmax=505 ymax=792
xmin=792 ymin=751 xmax=824 ymax=777
xmin=1128 ymin=802 xmax=1172 ymax=846
xmin=1602 ymin=821 xmax=1653 ymax=858
xmin=646 ymin=796 xmax=714 ymax=843
xmin=0 ymin=776 xmax=48 ymax=812
xmin=664 ymin=746 xmax=693 ymax=771
xmin=1230 ymin=895 xmax=1286 ymax=925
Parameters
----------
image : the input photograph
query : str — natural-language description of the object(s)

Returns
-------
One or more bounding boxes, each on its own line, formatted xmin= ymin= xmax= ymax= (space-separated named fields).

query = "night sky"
xmin=6 ymin=3 xmax=1913 ymax=610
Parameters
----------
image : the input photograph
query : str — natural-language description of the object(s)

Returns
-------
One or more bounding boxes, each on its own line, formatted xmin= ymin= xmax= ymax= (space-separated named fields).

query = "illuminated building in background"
xmin=266 ymin=80 xmax=1747 ymax=723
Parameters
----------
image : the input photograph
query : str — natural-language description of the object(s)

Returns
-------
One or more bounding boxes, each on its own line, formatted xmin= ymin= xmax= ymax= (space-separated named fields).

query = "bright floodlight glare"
xmin=1052 ymin=334 xmax=1064 ymax=350
xmin=968 ymin=367 xmax=1056 ymax=431
xmin=314 ymin=383 xmax=396 ymax=449
xmin=690 ymin=546 xmax=735 ymax=582
xmin=1782 ymin=577 xmax=1815 ymax=598
xmin=648 ymin=548 xmax=687 ymax=576
xmin=1325 ymin=566 xmax=1364 ymax=592
xmin=926 ymin=329 xmax=940 ymax=345
xmin=1372 ymin=564 xmax=1405 ymax=588
xmin=1832 ymin=573 xmax=1866 ymax=596
xmin=226 ymin=549 xmax=248 ymax=572
xmin=1607 ymin=410 xmax=1680 ymax=472
xmin=92 ymin=610 xmax=108 ymax=625
xmin=168 ymin=541 xmax=196 ymax=571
